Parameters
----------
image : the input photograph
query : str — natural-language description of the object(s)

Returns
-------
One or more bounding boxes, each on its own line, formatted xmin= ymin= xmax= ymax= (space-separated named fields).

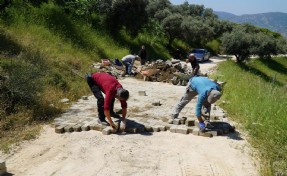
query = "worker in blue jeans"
xmin=170 ymin=76 xmax=222 ymax=131
xmin=121 ymin=54 xmax=141 ymax=76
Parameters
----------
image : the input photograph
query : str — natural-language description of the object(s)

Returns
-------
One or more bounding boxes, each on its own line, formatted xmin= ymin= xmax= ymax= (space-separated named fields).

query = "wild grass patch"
xmin=214 ymin=58 xmax=287 ymax=175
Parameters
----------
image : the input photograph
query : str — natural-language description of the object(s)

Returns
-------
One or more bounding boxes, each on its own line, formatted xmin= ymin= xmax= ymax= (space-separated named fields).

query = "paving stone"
xmin=194 ymin=120 xmax=199 ymax=128
xmin=72 ymin=124 xmax=82 ymax=132
xmin=55 ymin=125 xmax=67 ymax=133
xmin=187 ymin=126 xmax=195 ymax=133
xmin=102 ymin=127 xmax=113 ymax=135
xmin=158 ymin=125 xmax=166 ymax=131
xmin=90 ymin=123 xmax=104 ymax=131
xmin=192 ymin=128 xmax=199 ymax=135
xmin=170 ymin=126 xmax=177 ymax=133
xmin=81 ymin=120 xmax=98 ymax=131
xmin=64 ymin=125 xmax=74 ymax=132
xmin=81 ymin=96 xmax=88 ymax=100
xmin=152 ymin=126 xmax=160 ymax=132
xmin=165 ymin=124 xmax=172 ymax=130
xmin=143 ymin=124 xmax=153 ymax=132
xmin=138 ymin=91 xmax=147 ymax=96
xmin=210 ymin=114 xmax=220 ymax=121
xmin=199 ymin=131 xmax=213 ymax=137
xmin=176 ymin=126 xmax=188 ymax=134
xmin=173 ymin=119 xmax=181 ymax=125
xmin=185 ymin=118 xmax=195 ymax=126
xmin=206 ymin=130 xmax=217 ymax=136
xmin=222 ymin=117 xmax=229 ymax=122
xmin=81 ymin=123 xmax=90 ymax=131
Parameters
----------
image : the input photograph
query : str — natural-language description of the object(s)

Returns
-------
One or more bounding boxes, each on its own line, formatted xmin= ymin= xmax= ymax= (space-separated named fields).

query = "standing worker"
xmin=86 ymin=72 xmax=129 ymax=129
xmin=121 ymin=54 xmax=141 ymax=76
xmin=170 ymin=76 xmax=222 ymax=131
xmin=138 ymin=45 xmax=147 ymax=65
xmin=186 ymin=54 xmax=200 ymax=76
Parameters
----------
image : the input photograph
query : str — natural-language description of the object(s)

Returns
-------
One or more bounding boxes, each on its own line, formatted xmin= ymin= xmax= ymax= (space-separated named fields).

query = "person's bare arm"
xmin=104 ymin=110 xmax=117 ymax=129
xmin=121 ymin=108 xmax=127 ymax=121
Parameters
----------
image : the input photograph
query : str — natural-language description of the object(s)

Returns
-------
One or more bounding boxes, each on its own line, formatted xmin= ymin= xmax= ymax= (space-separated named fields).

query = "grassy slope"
xmin=0 ymin=3 xmax=175 ymax=152
xmin=214 ymin=58 xmax=287 ymax=175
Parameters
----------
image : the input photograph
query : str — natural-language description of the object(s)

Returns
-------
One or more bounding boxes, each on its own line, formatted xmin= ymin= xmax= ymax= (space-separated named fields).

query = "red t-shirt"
xmin=91 ymin=72 xmax=127 ymax=110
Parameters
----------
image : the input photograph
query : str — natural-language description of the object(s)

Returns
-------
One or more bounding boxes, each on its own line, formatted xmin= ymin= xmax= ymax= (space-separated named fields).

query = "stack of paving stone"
xmin=54 ymin=104 xmax=235 ymax=137
xmin=0 ymin=160 xmax=6 ymax=176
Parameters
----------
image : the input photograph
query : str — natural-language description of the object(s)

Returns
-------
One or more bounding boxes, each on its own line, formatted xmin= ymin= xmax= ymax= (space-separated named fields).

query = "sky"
xmin=169 ymin=0 xmax=287 ymax=15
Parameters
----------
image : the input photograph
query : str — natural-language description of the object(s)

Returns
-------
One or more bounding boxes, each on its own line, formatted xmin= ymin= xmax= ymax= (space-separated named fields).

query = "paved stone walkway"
xmin=54 ymin=95 xmax=234 ymax=137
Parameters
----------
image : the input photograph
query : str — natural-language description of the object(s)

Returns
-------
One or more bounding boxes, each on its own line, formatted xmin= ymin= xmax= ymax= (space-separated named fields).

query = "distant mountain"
xmin=214 ymin=11 xmax=287 ymax=38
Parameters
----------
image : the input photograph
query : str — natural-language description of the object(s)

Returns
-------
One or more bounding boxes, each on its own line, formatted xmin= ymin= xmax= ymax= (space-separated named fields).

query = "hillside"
xmin=215 ymin=11 xmax=287 ymax=38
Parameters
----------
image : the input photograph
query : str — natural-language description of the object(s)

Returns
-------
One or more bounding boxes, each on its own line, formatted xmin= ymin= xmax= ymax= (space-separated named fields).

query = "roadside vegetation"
xmin=0 ymin=0 xmax=287 ymax=175
xmin=214 ymin=57 xmax=287 ymax=175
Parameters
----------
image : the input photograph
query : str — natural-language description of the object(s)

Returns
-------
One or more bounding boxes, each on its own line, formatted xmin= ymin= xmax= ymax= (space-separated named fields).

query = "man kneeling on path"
xmin=86 ymin=72 xmax=129 ymax=129
xmin=170 ymin=76 xmax=222 ymax=131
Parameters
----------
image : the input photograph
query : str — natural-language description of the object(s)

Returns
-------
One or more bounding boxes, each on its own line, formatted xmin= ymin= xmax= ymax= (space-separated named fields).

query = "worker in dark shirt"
xmin=138 ymin=45 xmax=147 ymax=65
xmin=86 ymin=72 xmax=129 ymax=129
xmin=186 ymin=54 xmax=200 ymax=76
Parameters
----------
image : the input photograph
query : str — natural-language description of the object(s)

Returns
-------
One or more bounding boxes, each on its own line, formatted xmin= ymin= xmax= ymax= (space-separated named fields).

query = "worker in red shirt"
xmin=86 ymin=72 xmax=129 ymax=129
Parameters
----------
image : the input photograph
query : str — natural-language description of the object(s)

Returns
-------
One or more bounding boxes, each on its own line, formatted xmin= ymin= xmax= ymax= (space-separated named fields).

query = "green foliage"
xmin=220 ymin=26 xmax=254 ymax=62
xmin=161 ymin=13 xmax=183 ymax=47
xmin=0 ymin=51 xmax=46 ymax=114
xmin=146 ymin=0 xmax=171 ymax=18
xmin=181 ymin=16 xmax=215 ymax=47
xmin=215 ymin=58 xmax=287 ymax=175
xmin=206 ymin=39 xmax=220 ymax=54
xmin=221 ymin=24 xmax=287 ymax=62
xmin=106 ymin=0 xmax=148 ymax=36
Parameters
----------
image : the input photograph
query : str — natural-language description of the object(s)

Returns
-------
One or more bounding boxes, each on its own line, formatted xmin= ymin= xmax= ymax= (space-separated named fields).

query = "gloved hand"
xmin=199 ymin=121 xmax=206 ymax=131
xmin=121 ymin=119 xmax=126 ymax=130
xmin=110 ymin=123 xmax=118 ymax=130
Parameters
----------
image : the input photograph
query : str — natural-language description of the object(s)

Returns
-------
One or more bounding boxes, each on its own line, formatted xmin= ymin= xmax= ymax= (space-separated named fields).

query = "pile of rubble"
xmin=91 ymin=59 xmax=205 ymax=86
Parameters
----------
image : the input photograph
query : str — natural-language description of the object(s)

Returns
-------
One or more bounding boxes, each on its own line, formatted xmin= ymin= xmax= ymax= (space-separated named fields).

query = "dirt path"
xmin=1 ymin=57 xmax=259 ymax=176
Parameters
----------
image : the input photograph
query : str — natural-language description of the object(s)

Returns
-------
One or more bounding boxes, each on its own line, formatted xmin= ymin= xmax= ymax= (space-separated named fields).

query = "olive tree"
xmin=106 ymin=0 xmax=148 ymax=36
xmin=220 ymin=28 xmax=253 ymax=62
xmin=181 ymin=16 xmax=214 ymax=46
xmin=252 ymin=32 xmax=277 ymax=59
xmin=146 ymin=0 xmax=171 ymax=18
xmin=161 ymin=13 xmax=183 ymax=47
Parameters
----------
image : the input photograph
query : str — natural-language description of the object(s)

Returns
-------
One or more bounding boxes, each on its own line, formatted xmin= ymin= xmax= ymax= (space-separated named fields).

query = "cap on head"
xmin=189 ymin=54 xmax=195 ymax=58
xmin=207 ymin=90 xmax=221 ymax=104
xmin=117 ymin=88 xmax=129 ymax=100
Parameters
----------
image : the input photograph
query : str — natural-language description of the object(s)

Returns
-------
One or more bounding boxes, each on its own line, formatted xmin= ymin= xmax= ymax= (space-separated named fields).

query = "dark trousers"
xmin=86 ymin=73 xmax=115 ymax=121
xmin=140 ymin=59 xmax=146 ymax=65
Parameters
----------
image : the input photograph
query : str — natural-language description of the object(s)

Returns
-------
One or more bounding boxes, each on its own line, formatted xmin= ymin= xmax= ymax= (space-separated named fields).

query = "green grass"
xmin=0 ymin=2 xmax=173 ymax=152
xmin=214 ymin=57 xmax=287 ymax=175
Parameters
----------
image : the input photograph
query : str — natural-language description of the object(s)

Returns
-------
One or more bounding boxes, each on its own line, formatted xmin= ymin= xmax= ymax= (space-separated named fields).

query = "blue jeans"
xmin=122 ymin=60 xmax=132 ymax=75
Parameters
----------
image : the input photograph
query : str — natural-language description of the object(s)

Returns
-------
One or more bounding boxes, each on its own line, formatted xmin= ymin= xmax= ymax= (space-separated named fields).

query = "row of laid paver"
xmin=54 ymin=114 xmax=235 ymax=138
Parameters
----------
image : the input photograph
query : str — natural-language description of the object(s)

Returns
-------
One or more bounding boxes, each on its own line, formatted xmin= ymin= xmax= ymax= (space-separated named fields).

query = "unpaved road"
xmin=1 ymin=57 xmax=259 ymax=176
